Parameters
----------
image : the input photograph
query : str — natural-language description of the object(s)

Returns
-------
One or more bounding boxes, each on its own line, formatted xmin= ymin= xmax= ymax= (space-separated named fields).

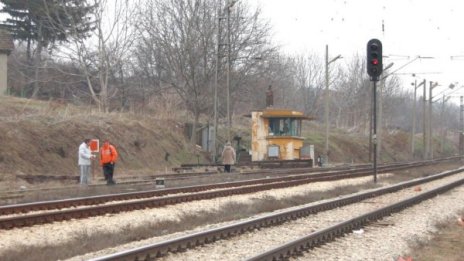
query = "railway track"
xmin=0 ymin=161 xmax=360 ymax=204
xmin=13 ymin=158 xmax=336 ymax=184
xmin=0 ymin=159 xmax=454 ymax=230
xmin=2 ymin=158 xmax=455 ymax=205
xmin=89 ymin=167 xmax=464 ymax=261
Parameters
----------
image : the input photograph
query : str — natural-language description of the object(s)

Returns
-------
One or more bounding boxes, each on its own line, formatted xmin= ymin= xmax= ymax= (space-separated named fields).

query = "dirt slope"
xmin=0 ymin=96 xmax=194 ymax=190
xmin=0 ymin=96 xmax=459 ymax=191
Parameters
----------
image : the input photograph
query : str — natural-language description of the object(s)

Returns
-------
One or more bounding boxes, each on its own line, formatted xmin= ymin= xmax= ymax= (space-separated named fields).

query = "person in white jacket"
xmin=78 ymin=139 xmax=95 ymax=185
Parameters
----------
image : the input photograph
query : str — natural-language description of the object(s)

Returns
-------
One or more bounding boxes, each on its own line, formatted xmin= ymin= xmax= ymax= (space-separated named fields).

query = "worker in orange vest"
xmin=100 ymin=140 xmax=119 ymax=185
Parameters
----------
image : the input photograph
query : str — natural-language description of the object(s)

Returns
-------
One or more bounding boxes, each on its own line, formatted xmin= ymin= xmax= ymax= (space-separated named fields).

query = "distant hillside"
xmin=300 ymin=121 xmax=459 ymax=164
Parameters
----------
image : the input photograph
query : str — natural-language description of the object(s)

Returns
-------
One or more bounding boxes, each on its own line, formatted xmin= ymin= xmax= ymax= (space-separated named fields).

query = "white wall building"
xmin=0 ymin=29 xmax=14 ymax=95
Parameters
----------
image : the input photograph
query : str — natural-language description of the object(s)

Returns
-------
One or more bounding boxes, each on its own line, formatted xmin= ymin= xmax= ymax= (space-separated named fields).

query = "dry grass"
xmin=405 ymin=210 xmax=464 ymax=261
xmin=0 ymin=93 xmax=460 ymax=193
xmin=0 ymin=96 xmax=206 ymax=192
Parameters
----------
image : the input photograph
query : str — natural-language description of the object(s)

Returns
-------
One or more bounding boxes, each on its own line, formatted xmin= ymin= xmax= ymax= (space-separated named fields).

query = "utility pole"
xmin=213 ymin=0 xmax=236 ymax=156
xmin=439 ymin=95 xmax=450 ymax=154
xmin=213 ymin=3 xmax=223 ymax=163
xmin=226 ymin=0 xmax=232 ymax=142
xmin=427 ymin=81 xmax=438 ymax=159
xmin=324 ymin=45 xmax=342 ymax=166
xmin=422 ymin=79 xmax=427 ymax=159
xmin=377 ymin=74 xmax=384 ymax=161
xmin=460 ymin=96 xmax=464 ymax=157
xmin=324 ymin=45 xmax=329 ymax=163
xmin=377 ymin=62 xmax=394 ymax=162
xmin=375 ymin=57 xmax=432 ymax=160
xmin=411 ymin=80 xmax=417 ymax=158
xmin=411 ymin=80 xmax=425 ymax=158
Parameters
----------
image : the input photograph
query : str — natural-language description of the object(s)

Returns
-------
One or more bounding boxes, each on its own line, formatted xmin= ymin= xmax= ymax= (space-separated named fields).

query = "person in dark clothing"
xmin=266 ymin=85 xmax=273 ymax=107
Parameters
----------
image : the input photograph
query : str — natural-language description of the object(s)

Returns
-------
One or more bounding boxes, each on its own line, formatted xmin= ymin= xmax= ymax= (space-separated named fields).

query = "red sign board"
xmin=89 ymin=139 xmax=99 ymax=153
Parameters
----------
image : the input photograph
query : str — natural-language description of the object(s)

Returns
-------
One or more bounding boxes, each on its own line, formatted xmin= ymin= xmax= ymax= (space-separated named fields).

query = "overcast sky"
xmin=3 ymin=1 xmax=464 ymax=98
xmin=256 ymin=0 xmax=464 ymax=98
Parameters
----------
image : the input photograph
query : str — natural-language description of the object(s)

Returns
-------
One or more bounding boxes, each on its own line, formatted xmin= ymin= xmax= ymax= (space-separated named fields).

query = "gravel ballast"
xmin=0 ymin=174 xmax=390 ymax=258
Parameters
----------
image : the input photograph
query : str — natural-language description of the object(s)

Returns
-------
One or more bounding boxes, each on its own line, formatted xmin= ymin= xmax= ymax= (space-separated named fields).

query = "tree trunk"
xmin=31 ymin=25 xmax=44 ymax=99
xmin=98 ymin=20 xmax=109 ymax=113
xmin=190 ymin=109 xmax=200 ymax=146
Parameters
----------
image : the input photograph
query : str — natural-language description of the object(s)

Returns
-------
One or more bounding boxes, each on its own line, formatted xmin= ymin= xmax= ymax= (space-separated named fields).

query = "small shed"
xmin=250 ymin=108 xmax=314 ymax=161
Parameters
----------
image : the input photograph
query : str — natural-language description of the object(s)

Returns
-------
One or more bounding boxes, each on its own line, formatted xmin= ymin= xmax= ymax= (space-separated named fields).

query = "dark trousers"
xmin=224 ymin=164 xmax=231 ymax=173
xmin=103 ymin=163 xmax=115 ymax=184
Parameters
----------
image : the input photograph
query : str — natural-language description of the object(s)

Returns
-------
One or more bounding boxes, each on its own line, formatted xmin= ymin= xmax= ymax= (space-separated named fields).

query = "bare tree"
xmin=58 ymin=0 xmax=137 ymax=112
xmin=379 ymin=75 xmax=403 ymax=129
xmin=293 ymin=52 xmax=324 ymax=115
xmin=226 ymin=1 xmax=276 ymax=112
xmin=134 ymin=0 xmax=217 ymax=143
xmin=333 ymin=54 xmax=369 ymax=131
xmin=134 ymin=0 xmax=275 ymax=144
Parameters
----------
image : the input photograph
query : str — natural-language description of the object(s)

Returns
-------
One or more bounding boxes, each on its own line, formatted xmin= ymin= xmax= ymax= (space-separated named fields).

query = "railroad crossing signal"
xmin=367 ymin=39 xmax=383 ymax=81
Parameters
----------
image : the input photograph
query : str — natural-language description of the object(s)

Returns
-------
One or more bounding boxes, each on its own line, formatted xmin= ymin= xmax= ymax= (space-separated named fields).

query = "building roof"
xmin=0 ymin=29 xmax=14 ymax=54
xmin=243 ymin=108 xmax=316 ymax=120
xmin=260 ymin=108 xmax=315 ymax=120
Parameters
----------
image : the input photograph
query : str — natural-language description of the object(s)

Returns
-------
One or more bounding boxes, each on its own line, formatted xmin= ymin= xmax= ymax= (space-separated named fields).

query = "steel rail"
xmin=247 ymin=177 xmax=464 ymax=261
xmin=0 ymin=159 xmax=435 ymax=216
xmin=0 ymin=161 xmax=350 ymax=202
xmin=0 ymin=168 xmax=358 ymax=215
xmin=9 ymin=157 xmax=456 ymax=192
xmin=0 ymin=168 xmax=393 ymax=229
xmin=0 ymin=161 xmax=442 ymax=229
xmin=89 ymin=167 xmax=464 ymax=261
xmin=0 ymin=159 xmax=451 ymax=230
xmin=2 ymin=157 xmax=455 ymax=205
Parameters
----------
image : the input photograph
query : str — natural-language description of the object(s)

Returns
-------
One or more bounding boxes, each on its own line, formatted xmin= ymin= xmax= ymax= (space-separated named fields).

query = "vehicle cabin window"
xmin=268 ymin=118 xmax=301 ymax=136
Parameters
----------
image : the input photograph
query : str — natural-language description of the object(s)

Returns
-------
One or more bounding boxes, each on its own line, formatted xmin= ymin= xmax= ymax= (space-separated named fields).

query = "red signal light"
xmin=367 ymin=39 xmax=382 ymax=79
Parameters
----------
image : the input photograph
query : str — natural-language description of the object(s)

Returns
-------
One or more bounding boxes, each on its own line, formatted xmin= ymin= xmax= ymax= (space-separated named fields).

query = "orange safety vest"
xmin=100 ymin=144 xmax=118 ymax=165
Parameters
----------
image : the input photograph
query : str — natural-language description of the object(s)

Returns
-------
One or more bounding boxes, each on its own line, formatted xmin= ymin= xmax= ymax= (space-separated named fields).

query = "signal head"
xmin=366 ymin=39 xmax=383 ymax=80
